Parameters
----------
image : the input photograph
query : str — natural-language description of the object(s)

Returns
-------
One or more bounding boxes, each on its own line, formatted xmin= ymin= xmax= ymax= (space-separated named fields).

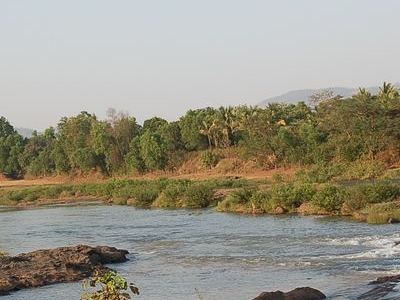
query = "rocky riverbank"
xmin=0 ymin=245 xmax=128 ymax=295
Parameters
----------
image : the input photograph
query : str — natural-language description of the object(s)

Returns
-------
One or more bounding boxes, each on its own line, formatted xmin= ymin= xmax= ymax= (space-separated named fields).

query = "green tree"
xmin=0 ymin=117 xmax=25 ymax=176
xmin=20 ymin=128 xmax=57 ymax=177
xmin=57 ymin=111 xmax=103 ymax=173
xmin=0 ymin=117 xmax=16 ymax=137
xmin=107 ymin=109 xmax=141 ymax=173
xmin=179 ymin=109 xmax=210 ymax=151
xmin=139 ymin=132 xmax=168 ymax=170
xmin=126 ymin=136 xmax=146 ymax=174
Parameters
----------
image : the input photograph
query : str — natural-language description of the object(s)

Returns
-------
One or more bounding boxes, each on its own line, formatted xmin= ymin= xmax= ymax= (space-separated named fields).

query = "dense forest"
xmin=1 ymin=83 xmax=400 ymax=179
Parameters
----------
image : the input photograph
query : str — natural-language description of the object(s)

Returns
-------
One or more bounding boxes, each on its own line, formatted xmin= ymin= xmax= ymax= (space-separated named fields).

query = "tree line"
xmin=1 ymin=83 xmax=400 ymax=178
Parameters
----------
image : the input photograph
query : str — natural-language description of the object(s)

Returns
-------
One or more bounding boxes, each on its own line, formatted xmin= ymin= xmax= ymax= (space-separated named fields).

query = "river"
xmin=1 ymin=203 xmax=400 ymax=299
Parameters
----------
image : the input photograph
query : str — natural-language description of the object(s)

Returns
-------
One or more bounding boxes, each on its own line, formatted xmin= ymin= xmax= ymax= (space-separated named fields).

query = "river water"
xmin=1 ymin=203 xmax=400 ymax=300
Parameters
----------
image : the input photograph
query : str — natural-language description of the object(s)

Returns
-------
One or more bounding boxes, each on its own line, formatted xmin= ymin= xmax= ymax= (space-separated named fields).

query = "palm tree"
xmin=199 ymin=118 xmax=214 ymax=148
xmin=215 ymin=106 xmax=235 ymax=148
xmin=354 ymin=87 xmax=372 ymax=102
xmin=378 ymin=82 xmax=399 ymax=103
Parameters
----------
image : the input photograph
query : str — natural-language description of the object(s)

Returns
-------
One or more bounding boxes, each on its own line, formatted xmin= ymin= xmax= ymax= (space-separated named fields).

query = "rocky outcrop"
xmin=252 ymin=287 xmax=326 ymax=300
xmin=0 ymin=245 xmax=129 ymax=294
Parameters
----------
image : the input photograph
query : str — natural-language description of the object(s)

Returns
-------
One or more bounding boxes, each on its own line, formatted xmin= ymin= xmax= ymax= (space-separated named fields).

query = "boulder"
xmin=252 ymin=287 xmax=326 ymax=300
xmin=0 ymin=245 xmax=129 ymax=294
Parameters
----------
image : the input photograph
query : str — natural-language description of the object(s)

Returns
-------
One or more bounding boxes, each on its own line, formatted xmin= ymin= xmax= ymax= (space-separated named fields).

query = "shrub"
xmin=81 ymin=183 xmax=113 ymax=197
xmin=7 ymin=190 xmax=26 ymax=201
xmin=295 ymin=164 xmax=343 ymax=183
xmin=249 ymin=190 xmax=271 ymax=213
xmin=341 ymin=159 xmax=386 ymax=180
xmin=311 ymin=185 xmax=346 ymax=213
xmin=130 ymin=184 xmax=161 ymax=208
xmin=343 ymin=182 xmax=400 ymax=214
xmin=342 ymin=186 xmax=368 ymax=213
xmin=41 ymin=186 xmax=67 ymax=198
xmin=153 ymin=181 xmax=190 ymax=208
xmin=269 ymin=183 xmax=315 ymax=211
xmin=26 ymin=192 xmax=39 ymax=202
xmin=183 ymin=183 xmax=214 ymax=208
xmin=217 ymin=188 xmax=254 ymax=212
xmin=363 ymin=182 xmax=400 ymax=203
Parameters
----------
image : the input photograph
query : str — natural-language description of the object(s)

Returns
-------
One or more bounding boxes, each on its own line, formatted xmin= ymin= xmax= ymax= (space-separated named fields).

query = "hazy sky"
xmin=1 ymin=1 xmax=400 ymax=130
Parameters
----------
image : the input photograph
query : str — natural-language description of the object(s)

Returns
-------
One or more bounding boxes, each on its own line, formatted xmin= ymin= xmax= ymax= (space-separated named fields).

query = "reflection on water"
xmin=1 ymin=204 xmax=399 ymax=299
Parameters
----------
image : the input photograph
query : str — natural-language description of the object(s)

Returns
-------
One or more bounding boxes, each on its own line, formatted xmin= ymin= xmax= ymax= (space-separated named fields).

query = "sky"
xmin=1 ymin=0 xmax=400 ymax=130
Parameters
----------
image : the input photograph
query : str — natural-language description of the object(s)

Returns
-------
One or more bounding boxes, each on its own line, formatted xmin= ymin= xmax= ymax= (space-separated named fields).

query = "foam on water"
xmin=319 ymin=234 xmax=400 ymax=260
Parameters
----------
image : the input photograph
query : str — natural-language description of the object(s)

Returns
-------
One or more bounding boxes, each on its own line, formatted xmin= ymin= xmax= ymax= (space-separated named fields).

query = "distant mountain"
xmin=258 ymin=84 xmax=399 ymax=106
xmin=16 ymin=127 xmax=36 ymax=138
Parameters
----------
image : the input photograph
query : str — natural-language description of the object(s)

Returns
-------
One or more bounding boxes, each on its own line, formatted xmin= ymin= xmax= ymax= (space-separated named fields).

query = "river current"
xmin=1 ymin=203 xmax=400 ymax=299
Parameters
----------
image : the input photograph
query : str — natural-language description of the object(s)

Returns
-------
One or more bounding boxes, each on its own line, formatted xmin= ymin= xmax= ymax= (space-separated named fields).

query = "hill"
xmin=258 ymin=84 xmax=399 ymax=106
xmin=16 ymin=127 xmax=36 ymax=138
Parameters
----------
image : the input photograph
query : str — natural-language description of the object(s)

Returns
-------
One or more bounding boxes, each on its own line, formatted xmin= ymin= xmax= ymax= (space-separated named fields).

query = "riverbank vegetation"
xmin=1 ymin=83 xmax=400 ymax=223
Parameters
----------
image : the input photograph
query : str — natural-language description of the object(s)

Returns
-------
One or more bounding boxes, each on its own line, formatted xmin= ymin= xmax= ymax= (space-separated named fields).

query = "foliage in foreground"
xmin=82 ymin=270 xmax=139 ymax=300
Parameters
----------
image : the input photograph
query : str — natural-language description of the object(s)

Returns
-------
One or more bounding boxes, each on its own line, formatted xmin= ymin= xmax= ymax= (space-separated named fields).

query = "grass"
xmin=0 ymin=178 xmax=252 ymax=210
xmin=363 ymin=202 xmax=400 ymax=224
xmin=217 ymin=188 xmax=254 ymax=213
xmin=1 ymin=171 xmax=400 ymax=224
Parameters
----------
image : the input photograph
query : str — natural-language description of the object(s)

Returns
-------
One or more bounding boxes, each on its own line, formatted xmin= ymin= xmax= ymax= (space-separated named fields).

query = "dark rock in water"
xmin=357 ymin=283 xmax=397 ymax=300
xmin=252 ymin=287 xmax=326 ymax=300
xmin=0 ymin=245 xmax=129 ymax=294
xmin=356 ymin=274 xmax=400 ymax=300
xmin=370 ymin=274 xmax=400 ymax=284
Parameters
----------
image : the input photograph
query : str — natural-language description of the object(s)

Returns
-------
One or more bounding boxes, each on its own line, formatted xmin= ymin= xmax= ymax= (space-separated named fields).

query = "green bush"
xmin=342 ymin=186 xmax=368 ymax=213
xmin=269 ymin=183 xmax=315 ymax=211
xmin=343 ymin=182 xmax=400 ymax=213
xmin=363 ymin=182 xmax=400 ymax=203
xmin=130 ymin=183 xmax=162 ymax=208
xmin=311 ymin=185 xmax=346 ymax=213
xmin=7 ymin=190 xmax=26 ymax=201
xmin=81 ymin=183 xmax=113 ymax=197
xmin=153 ymin=181 xmax=190 ymax=208
xmin=41 ymin=186 xmax=68 ymax=198
xmin=26 ymin=192 xmax=39 ymax=202
xmin=295 ymin=164 xmax=343 ymax=183
xmin=341 ymin=159 xmax=386 ymax=180
xmin=217 ymin=188 xmax=254 ymax=212
xmin=183 ymin=183 xmax=214 ymax=208
xmin=249 ymin=190 xmax=271 ymax=213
